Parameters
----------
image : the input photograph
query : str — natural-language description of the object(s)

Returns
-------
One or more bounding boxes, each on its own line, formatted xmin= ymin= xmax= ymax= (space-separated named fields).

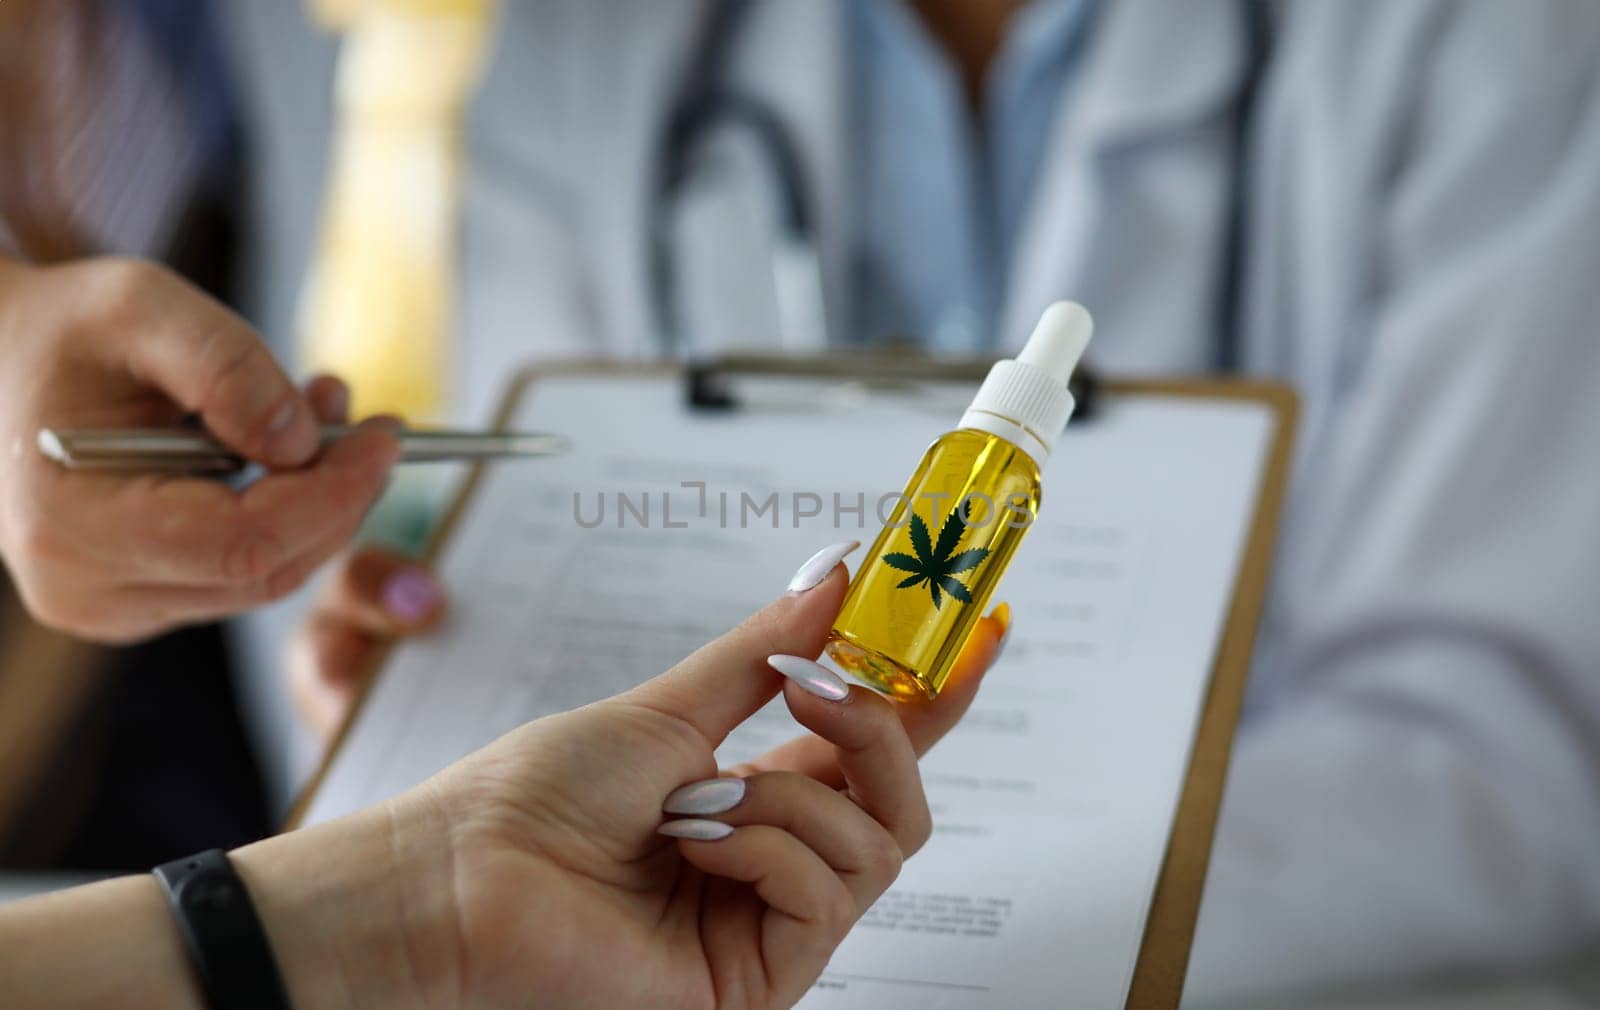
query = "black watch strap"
xmin=153 ymin=849 xmax=294 ymax=1010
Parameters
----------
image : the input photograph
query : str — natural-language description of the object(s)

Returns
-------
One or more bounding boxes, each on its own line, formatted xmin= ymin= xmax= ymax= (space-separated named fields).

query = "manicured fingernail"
xmin=767 ymin=654 xmax=850 ymax=701
xmin=663 ymin=777 xmax=747 ymax=815
xmin=990 ymin=602 xmax=1013 ymax=662
xmin=383 ymin=570 xmax=440 ymax=623
xmin=658 ymin=818 xmax=735 ymax=841
xmin=787 ymin=540 xmax=859 ymax=593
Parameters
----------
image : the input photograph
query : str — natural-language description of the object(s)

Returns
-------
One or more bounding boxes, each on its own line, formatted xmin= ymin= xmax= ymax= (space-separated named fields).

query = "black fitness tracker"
xmin=153 ymin=849 xmax=294 ymax=1010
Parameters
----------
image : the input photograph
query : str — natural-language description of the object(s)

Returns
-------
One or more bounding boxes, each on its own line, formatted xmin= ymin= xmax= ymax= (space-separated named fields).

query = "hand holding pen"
xmin=0 ymin=257 xmax=409 ymax=641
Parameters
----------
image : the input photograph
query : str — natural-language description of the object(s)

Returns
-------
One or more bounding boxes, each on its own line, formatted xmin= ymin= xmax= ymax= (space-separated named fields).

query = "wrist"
xmin=0 ymin=874 xmax=210 ymax=1009
xmin=230 ymin=798 xmax=460 ymax=1010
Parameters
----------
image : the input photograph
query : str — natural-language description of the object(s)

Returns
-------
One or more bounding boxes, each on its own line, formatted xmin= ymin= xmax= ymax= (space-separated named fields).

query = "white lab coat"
xmin=223 ymin=1 xmax=1600 ymax=1004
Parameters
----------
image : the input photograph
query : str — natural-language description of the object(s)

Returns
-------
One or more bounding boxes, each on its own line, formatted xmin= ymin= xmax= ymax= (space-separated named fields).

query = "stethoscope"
xmin=649 ymin=0 xmax=825 ymax=357
xmin=649 ymin=0 xmax=1270 ymax=369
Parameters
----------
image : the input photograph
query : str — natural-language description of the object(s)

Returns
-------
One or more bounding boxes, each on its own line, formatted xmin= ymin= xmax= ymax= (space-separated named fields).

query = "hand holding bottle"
xmin=831 ymin=301 xmax=1088 ymax=699
xmin=237 ymin=543 xmax=1006 ymax=1010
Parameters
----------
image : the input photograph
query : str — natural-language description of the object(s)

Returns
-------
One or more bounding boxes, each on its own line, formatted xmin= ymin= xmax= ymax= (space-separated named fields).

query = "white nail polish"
xmin=767 ymin=654 xmax=851 ymax=702
xmin=787 ymin=540 xmax=860 ymax=594
xmin=663 ymin=777 xmax=747 ymax=816
xmin=658 ymin=818 xmax=735 ymax=841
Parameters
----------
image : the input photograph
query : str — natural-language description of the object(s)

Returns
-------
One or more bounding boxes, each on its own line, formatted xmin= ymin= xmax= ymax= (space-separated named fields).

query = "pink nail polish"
xmin=383 ymin=570 xmax=440 ymax=622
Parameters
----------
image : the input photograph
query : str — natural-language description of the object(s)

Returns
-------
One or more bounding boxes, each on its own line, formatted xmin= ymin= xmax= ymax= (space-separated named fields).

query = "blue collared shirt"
xmin=847 ymin=0 xmax=1092 ymax=352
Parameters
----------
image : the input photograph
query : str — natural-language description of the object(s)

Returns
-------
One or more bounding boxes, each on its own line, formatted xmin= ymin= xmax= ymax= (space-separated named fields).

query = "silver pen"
xmin=37 ymin=425 xmax=569 ymax=474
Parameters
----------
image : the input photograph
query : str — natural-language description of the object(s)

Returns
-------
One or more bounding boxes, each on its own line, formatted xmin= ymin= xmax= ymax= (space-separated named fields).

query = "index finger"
xmin=619 ymin=543 xmax=855 ymax=748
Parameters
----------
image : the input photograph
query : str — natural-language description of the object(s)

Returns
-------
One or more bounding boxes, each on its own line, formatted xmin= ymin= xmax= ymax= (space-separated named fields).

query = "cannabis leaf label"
xmin=882 ymin=505 xmax=990 ymax=610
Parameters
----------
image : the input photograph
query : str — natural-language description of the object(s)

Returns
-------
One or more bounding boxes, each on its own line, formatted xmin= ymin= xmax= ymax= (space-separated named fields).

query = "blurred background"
xmin=0 ymin=0 xmax=273 ymax=872
xmin=3 ymin=2 xmax=1599 ymax=1007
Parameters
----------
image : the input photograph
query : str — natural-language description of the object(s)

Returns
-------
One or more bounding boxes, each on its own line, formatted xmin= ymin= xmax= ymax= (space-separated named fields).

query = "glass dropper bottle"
xmin=827 ymin=301 xmax=1094 ymax=700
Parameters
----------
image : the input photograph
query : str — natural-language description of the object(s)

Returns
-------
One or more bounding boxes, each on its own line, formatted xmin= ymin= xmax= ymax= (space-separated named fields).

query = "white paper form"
xmin=304 ymin=374 xmax=1275 ymax=1009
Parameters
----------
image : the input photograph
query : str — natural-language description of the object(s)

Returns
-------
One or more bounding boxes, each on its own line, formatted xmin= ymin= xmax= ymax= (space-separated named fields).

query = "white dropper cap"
xmin=958 ymin=301 xmax=1093 ymax=462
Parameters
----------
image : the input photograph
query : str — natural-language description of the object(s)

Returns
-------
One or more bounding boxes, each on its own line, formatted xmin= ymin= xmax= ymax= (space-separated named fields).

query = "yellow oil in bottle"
xmin=827 ymin=429 xmax=1042 ymax=700
xmin=825 ymin=300 xmax=1093 ymax=701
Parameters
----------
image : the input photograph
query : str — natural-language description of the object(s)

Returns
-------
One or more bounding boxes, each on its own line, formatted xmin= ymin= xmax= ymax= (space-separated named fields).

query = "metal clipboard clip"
xmin=683 ymin=352 xmax=1101 ymax=421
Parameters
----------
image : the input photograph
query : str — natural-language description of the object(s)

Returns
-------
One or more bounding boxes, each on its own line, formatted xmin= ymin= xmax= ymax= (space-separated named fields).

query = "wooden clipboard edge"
xmin=284 ymin=363 xmax=1299 ymax=1010
xmin=1119 ymin=378 xmax=1299 ymax=1010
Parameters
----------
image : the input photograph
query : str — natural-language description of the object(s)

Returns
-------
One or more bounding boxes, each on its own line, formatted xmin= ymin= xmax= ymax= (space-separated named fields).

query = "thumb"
xmin=108 ymin=262 xmax=320 ymax=466
xmin=622 ymin=541 xmax=857 ymax=748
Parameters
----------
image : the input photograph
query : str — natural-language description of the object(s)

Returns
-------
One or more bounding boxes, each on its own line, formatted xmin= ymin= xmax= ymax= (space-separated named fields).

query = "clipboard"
xmin=290 ymin=356 xmax=1298 ymax=1010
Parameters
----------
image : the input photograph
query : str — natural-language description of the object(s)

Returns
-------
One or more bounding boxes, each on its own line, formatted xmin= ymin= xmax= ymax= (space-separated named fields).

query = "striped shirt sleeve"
xmin=0 ymin=0 xmax=202 ymax=260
